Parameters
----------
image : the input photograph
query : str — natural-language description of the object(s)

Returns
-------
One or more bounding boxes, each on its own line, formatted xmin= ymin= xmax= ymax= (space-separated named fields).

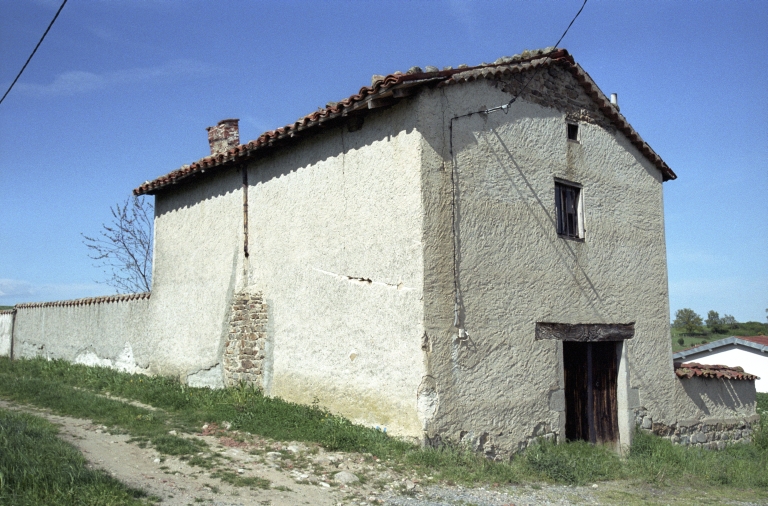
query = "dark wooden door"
xmin=563 ymin=341 xmax=619 ymax=443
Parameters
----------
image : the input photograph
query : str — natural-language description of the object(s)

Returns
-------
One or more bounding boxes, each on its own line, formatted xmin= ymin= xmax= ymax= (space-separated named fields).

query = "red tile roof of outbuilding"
xmin=134 ymin=48 xmax=676 ymax=196
xmin=674 ymin=362 xmax=759 ymax=381
xmin=738 ymin=335 xmax=768 ymax=347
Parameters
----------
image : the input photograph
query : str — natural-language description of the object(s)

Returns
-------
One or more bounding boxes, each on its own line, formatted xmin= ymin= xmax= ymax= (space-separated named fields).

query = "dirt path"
xmin=1 ymin=400 xmax=384 ymax=505
xmin=3 ymin=400 xmax=766 ymax=506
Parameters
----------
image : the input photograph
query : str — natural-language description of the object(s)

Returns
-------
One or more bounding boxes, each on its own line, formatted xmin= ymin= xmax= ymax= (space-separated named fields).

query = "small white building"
xmin=674 ymin=336 xmax=768 ymax=392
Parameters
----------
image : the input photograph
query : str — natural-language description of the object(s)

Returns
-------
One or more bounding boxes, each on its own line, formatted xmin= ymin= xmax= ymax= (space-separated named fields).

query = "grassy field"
xmin=0 ymin=357 xmax=767 ymax=504
xmin=0 ymin=408 xmax=150 ymax=505
xmin=671 ymin=321 xmax=768 ymax=352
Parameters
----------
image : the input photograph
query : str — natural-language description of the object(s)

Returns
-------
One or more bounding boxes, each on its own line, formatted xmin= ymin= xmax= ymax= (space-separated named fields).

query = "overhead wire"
xmin=448 ymin=0 xmax=588 ymax=332
xmin=0 ymin=0 xmax=69 ymax=106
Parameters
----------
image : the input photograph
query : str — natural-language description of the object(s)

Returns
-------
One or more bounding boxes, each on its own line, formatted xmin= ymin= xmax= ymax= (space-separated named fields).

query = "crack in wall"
xmin=313 ymin=267 xmax=415 ymax=291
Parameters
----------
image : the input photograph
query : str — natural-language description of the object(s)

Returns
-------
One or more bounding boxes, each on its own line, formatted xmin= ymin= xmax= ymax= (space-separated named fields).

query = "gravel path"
xmin=380 ymin=483 xmax=597 ymax=505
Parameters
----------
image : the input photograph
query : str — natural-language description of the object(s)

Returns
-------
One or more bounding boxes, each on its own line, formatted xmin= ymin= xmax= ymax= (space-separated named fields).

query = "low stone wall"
xmin=223 ymin=291 xmax=267 ymax=388
xmin=11 ymin=293 xmax=152 ymax=373
xmin=635 ymin=407 xmax=759 ymax=449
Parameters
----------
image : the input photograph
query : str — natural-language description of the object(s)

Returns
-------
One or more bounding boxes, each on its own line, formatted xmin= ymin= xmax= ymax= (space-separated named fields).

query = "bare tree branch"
xmin=82 ymin=196 xmax=153 ymax=293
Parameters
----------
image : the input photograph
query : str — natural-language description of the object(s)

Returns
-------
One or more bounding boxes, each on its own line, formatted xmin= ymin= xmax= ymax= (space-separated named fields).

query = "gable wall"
xmin=242 ymin=103 xmax=426 ymax=436
xmin=416 ymin=66 xmax=676 ymax=455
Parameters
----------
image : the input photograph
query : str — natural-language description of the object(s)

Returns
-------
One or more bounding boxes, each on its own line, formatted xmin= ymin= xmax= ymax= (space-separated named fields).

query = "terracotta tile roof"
xmin=134 ymin=48 xmax=676 ymax=196
xmin=738 ymin=335 xmax=768 ymax=347
xmin=14 ymin=292 xmax=150 ymax=309
xmin=674 ymin=362 xmax=759 ymax=381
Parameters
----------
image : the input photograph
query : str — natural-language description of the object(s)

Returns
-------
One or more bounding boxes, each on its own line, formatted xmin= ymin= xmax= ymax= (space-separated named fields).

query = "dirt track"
xmin=5 ymin=400 xmax=765 ymax=506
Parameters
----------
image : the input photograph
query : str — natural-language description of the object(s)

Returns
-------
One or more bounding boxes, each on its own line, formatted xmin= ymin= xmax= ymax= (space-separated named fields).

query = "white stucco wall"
xmin=682 ymin=347 xmax=768 ymax=393
xmin=149 ymin=167 xmax=244 ymax=385
xmin=11 ymin=297 xmax=151 ymax=372
xmin=244 ymin=104 xmax=426 ymax=436
xmin=415 ymin=71 xmax=675 ymax=453
xmin=0 ymin=311 xmax=13 ymax=357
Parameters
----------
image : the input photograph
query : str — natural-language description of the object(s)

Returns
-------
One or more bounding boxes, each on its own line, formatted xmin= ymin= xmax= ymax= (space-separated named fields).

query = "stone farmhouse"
xmin=1 ymin=48 xmax=759 ymax=455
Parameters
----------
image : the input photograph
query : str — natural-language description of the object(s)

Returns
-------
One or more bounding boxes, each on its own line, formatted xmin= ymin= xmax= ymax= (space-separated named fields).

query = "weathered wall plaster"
xmin=11 ymin=296 xmax=151 ymax=370
xmin=244 ymin=104 xmax=426 ymax=437
xmin=416 ymin=65 xmax=675 ymax=456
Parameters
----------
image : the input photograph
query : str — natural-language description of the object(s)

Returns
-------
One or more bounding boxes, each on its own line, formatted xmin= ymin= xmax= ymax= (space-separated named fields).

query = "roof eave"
xmin=134 ymin=49 xmax=676 ymax=196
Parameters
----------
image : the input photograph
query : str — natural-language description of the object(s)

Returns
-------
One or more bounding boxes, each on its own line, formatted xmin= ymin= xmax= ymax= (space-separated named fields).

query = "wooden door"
xmin=563 ymin=341 xmax=619 ymax=443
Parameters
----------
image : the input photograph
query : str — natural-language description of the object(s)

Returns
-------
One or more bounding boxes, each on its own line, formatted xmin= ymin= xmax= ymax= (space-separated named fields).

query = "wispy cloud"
xmin=448 ymin=0 xmax=480 ymax=36
xmin=0 ymin=279 xmax=35 ymax=299
xmin=0 ymin=278 xmax=108 ymax=306
xmin=16 ymin=59 xmax=211 ymax=97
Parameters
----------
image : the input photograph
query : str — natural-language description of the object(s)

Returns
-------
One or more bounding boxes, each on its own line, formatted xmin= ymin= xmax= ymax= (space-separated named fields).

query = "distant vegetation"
xmin=671 ymin=308 xmax=768 ymax=352
xmin=0 ymin=306 xmax=12 ymax=311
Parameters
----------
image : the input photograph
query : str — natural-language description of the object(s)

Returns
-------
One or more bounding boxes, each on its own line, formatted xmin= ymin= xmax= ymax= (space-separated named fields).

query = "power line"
xmin=0 ymin=0 xmax=68 ymax=106
xmin=512 ymin=0 xmax=588 ymax=104
xmin=447 ymin=0 xmax=589 ymax=331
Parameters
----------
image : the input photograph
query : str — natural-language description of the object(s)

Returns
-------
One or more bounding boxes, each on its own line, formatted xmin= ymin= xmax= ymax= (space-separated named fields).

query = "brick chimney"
xmin=206 ymin=119 xmax=240 ymax=155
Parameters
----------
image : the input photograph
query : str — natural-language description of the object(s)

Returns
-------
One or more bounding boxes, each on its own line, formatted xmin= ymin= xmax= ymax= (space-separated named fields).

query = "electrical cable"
xmin=448 ymin=0 xmax=588 ymax=331
xmin=0 ymin=0 xmax=68 ymax=106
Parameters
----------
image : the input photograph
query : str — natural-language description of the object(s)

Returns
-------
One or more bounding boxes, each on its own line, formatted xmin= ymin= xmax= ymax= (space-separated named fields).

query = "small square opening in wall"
xmin=567 ymin=123 xmax=579 ymax=142
xmin=555 ymin=180 xmax=584 ymax=239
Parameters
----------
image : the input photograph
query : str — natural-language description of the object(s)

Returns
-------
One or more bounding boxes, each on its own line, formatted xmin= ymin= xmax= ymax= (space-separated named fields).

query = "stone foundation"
xmin=634 ymin=408 xmax=760 ymax=450
xmin=425 ymin=423 xmax=560 ymax=461
xmin=223 ymin=292 xmax=267 ymax=388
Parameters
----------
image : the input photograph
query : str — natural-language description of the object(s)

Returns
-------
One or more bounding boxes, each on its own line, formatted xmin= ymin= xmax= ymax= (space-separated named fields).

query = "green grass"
xmin=0 ymin=357 xmax=767 ymax=494
xmin=0 ymin=408 xmax=149 ymax=505
xmin=628 ymin=427 xmax=768 ymax=488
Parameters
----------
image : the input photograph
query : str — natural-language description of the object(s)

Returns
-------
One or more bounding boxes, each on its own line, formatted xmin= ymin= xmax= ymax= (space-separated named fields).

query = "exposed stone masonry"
xmin=634 ymin=407 xmax=759 ymax=450
xmin=496 ymin=64 xmax=617 ymax=132
xmin=223 ymin=292 xmax=267 ymax=388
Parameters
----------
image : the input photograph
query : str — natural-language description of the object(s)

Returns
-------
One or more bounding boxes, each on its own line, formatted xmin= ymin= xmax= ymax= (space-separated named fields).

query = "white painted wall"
xmin=0 ymin=311 xmax=13 ymax=357
xmin=11 ymin=297 xmax=151 ymax=372
xmin=682 ymin=347 xmax=768 ymax=393
xmin=244 ymin=105 xmax=426 ymax=436
xmin=149 ymin=167 xmax=243 ymax=385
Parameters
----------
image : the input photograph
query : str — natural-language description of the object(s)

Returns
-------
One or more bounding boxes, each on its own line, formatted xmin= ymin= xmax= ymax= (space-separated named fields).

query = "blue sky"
xmin=1 ymin=0 xmax=766 ymax=322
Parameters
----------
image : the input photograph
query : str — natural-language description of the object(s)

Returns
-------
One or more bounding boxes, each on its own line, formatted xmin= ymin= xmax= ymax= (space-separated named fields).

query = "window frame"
xmin=567 ymin=123 xmax=580 ymax=142
xmin=554 ymin=178 xmax=584 ymax=240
